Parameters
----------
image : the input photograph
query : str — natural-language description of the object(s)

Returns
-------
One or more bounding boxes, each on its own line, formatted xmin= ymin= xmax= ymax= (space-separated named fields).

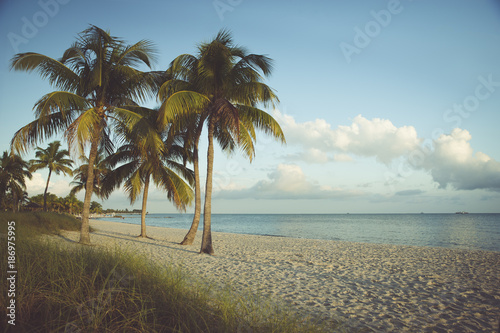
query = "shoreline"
xmin=91 ymin=218 xmax=500 ymax=254
xmin=55 ymin=219 xmax=500 ymax=332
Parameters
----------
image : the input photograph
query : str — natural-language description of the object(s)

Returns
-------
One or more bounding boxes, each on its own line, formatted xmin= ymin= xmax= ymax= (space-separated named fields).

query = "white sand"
xmin=55 ymin=219 xmax=500 ymax=332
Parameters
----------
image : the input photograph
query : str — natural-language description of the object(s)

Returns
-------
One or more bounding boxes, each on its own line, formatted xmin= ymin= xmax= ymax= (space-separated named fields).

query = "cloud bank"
xmin=276 ymin=111 xmax=420 ymax=164
xmin=274 ymin=111 xmax=500 ymax=192
xmin=422 ymin=129 xmax=500 ymax=191
xmin=215 ymin=164 xmax=364 ymax=200
xmin=26 ymin=173 xmax=72 ymax=196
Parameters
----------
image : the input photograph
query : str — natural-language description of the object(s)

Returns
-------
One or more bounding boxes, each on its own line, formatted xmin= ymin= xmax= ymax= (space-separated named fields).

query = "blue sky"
xmin=1 ymin=0 xmax=500 ymax=213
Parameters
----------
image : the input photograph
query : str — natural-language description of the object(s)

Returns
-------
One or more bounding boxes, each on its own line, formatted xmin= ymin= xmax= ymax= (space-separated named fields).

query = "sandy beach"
xmin=54 ymin=219 xmax=500 ymax=332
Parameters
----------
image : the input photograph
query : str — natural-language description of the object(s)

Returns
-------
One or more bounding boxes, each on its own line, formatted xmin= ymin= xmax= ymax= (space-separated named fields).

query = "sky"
xmin=1 ymin=0 xmax=500 ymax=214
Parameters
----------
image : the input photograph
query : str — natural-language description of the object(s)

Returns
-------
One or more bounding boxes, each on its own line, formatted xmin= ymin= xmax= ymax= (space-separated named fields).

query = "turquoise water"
xmin=94 ymin=213 xmax=500 ymax=252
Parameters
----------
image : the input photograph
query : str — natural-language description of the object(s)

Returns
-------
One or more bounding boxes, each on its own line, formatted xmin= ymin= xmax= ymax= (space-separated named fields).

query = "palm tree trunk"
xmin=180 ymin=141 xmax=201 ymax=245
xmin=139 ymin=175 xmax=150 ymax=238
xmin=79 ymin=128 xmax=100 ymax=245
xmin=200 ymin=118 xmax=215 ymax=255
xmin=43 ymin=169 xmax=52 ymax=212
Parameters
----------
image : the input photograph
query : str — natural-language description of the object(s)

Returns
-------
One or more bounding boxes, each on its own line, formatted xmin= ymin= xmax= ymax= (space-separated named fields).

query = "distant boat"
xmin=455 ymin=211 xmax=469 ymax=214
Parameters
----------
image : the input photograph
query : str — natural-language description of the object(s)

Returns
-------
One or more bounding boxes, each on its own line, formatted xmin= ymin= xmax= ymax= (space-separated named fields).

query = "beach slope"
xmin=54 ymin=220 xmax=500 ymax=332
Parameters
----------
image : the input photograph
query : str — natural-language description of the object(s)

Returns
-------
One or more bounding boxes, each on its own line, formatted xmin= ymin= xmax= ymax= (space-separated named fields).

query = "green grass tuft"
xmin=0 ymin=211 xmax=82 ymax=237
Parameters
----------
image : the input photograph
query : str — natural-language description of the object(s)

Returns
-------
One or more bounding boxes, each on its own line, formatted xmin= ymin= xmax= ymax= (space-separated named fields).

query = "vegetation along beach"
xmin=1 ymin=1 xmax=500 ymax=332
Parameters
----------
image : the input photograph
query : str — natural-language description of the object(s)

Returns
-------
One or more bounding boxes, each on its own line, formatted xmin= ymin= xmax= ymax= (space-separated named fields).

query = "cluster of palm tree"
xmin=0 ymin=151 xmax=32 ymax=212
xmin=8 ymin=25 xmax=285 ymax=255
xmin=26 ymin=193 xmax=100 ymax=215
xmin=1 ymin=144 xmax=102 ymax=214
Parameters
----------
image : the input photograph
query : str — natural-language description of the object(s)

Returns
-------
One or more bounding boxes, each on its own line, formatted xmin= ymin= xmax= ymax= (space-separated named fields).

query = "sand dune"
xmin=54 ymin=220 xmax=500 ymax=332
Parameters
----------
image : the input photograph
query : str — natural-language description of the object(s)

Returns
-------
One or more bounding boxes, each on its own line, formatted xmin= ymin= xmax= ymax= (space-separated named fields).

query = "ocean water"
xmin=94 ymin=213 xmax=500 ymax=252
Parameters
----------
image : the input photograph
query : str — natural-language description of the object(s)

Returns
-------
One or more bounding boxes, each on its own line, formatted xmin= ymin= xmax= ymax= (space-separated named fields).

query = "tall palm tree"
xmin=0 ymin=151 xmax=32 ymax=212
xmin=29 ymin=141 xmax=73 ymax=211
xmin=70 ymin=149 xmax=110 ymax=199
xmin=161 ymin=77 xmax=245 ymax=246
xmin=159 ymin=30 xmax=285 ymax=254
xmin=158 ymin=58 xmax=209 ymax=246
xmin=104 ymin=107 xmax=194 ymax=238
xmin=10 ymin=25 xmax=162 ymax=244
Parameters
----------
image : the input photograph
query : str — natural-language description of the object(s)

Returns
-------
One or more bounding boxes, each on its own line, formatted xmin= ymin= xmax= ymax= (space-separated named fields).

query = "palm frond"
xmin=236 ymin=54 xmax=274 ymax=76
xmin=235 ymin=120 xmax=256 ymax=161
xmin=33 ymin=91 xmax=89 ymax=119
xmin=152 ymin=166 xmax=194 ymax=211
xmin=65 ymin=108 xmax=101 ymax=152
xmin=158 ymin=79 xmax=193 ymax=102
xmin=116 ymin=39 xmax=158 ymax=68
xmin=10 ymin=53 xmax=80 ymax=92
xmin=237 ymin=105 xmax=286 ymax=144
xmin=158 ymin=91 xmax=209 ymax=128
xmin=123 ymin=168 xmax=145 ymax=204
xmin=230 ymin=81 xmax=279 ymax=108
xmin=100 ymin=160 xmax=138 ymax=199
xmin=11 ymin=112 xmax=76 ymax=154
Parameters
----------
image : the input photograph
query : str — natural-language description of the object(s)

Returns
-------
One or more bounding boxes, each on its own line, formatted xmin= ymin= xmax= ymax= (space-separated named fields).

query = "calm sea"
xmin=94 ymin=213 xmax=500 ymax=252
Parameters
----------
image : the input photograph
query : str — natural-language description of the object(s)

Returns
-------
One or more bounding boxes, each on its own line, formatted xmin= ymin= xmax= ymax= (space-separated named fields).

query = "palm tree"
xmin=70 ymin=149 xmax=110 ymax=199
xmin=52 ymin=196 xmax=66 ymax=213
xmin=158 ymin=30 xmax=285 ymax=254
xmin=90 ymin=201 xmax=103 ymax=214
xmin=162 ymin=80 xmax=243 ymax=246
xmin=64 ymin=193 xmax=82 ymax=215
xmin=29 ymin=141 xmax=73 ymax=211
xmin=18 ymin=191 xmax=30 ymax=211
xmin=163 ymin=113 xmax=205 ymax=245
xmin=158 ymin=59 xmax=209 ymax=246
xmin=45 ymin=193 xmax=59 ymax=212
xmin=0 ymin=151 xmax=32 ymax=212
xmin=104 ymin=107 xmax=194 ymax=238
xmin=10 ymin=25 xmax=162 ymax=244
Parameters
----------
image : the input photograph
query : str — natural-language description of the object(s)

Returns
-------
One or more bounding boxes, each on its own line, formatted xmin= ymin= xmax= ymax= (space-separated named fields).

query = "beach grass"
xmin=0 ymin=212 xmax=336 ymax=332
xmin=0 ymin=211 xmax=83 ymax=237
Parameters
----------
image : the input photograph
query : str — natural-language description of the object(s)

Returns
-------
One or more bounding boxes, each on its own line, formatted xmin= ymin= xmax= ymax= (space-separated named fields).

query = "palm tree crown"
xmin=104 ymin=107 xmax=194 ymax=238
xmin=29 ymin=140 xmax=73 ymax=211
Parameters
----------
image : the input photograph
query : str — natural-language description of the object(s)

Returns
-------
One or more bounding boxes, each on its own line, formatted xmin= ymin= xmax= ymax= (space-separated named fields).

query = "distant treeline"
xmin=103 ymin=208 xmax=143 ymax=214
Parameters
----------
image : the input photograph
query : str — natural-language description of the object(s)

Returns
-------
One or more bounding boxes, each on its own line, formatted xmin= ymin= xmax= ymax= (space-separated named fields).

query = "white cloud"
xmin=26 ymin=173 xmax=46 ymax=194
xmin=423 ymin=129 xmax=500 ymax=191
xmin=26 ymin=172 xmax=73 ymax=196
xmin=274 ymin=111 xmax=500 ymax=192
xmin=49 ymin=179 xmax=73 ymax=196
xmin=275 ymin=111 xmax=420 ymax=164
xmin=215 ymin=164 xmax=364 ymax=200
